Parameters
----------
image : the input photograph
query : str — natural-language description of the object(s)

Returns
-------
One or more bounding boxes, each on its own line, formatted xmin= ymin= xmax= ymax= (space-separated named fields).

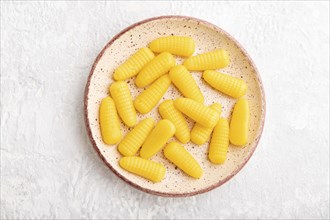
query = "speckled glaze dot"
xmin=84 ymin=16 xmax=266 ymax=197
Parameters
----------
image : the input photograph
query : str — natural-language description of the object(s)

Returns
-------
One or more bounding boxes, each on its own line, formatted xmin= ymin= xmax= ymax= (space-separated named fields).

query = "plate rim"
xmin=84 ymin=15 xmax=266 ymax=197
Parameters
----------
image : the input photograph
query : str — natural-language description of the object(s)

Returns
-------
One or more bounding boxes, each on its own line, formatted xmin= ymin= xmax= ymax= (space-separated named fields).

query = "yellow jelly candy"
xmin=230 ymin=98 xmax=249 ymax=146
xmin=164 ymin=142 xmax=203 ymax=179
xmin=135 ymin=52 xmax=175 ymax=88
xmin=119 ymin=156 xmax=166 ymax=183
xmin=174 ymin=98 xmax=219 ymax=128
xmin=109 ymin=81 xmax=136 ymax=127
xmin=149 ymin=36 xmax=195 ymax=57
xmin=113 ymin=47 xmax=155 ymax=81
xmin=134 ymin=75 xmax=171 ymax=114
xmin=169 ymin=65 xmax=204 ymax=103
xmin=140 ymin=119 xmax=176 ymax=159
xmin=159 ymin=100 xmax=190 ymax=143
xmin=99 ymin=97 xmax=122 ymax=145
xmin=203 ymin=70 xmax=247 ymax=98
xmin=184 ymin=49 xmax=229 ymax=71
xmin=190 ymin=103 xmax=222 ymax=145
xmin=118 ymin=118 xmax=155 ymax=156
xmin=208 ymin=118 xmax=229 ymax=164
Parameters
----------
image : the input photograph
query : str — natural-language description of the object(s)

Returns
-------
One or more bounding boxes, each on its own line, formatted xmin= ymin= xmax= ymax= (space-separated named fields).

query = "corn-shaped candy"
xmin=149 ymin=36 xmax=195 ymax=57
xmin=109 ymin=81 xmax=136 ymax=127
xmin=134 ymin=75 xmax=171 ymax=114
xmin=209 ymin=118 xmax=229 ymax=164
xmin=169 ymin=65 xmax=204 ymax=103
xmin=113 ymin=47 xmax=155 ymax=81
xmin=119 ymin=156 xmax=166 ymax=183
xmin=164 ymin=142 xmax=203 ymax=179
xmin=203 ymin=70 xmax=247 ymax=98
xmin=190 ymin=103 xmax=222 ymax=145
xmin=135 ymin=52 xmax=175 ymax=87
xmin=140 ymin=119 xmax=176 ymax=159
xmin=118 ymin=118 xmax=155 ymax=156
xmin=184 ymin=49 xmax=229 ymax=71
xmin=99 ymin=97 xmax=122 ymax=145
xmin=159 ymin=100 xmax=190 ymax=143
xmin=174 ymin=98 xmax=219 ymax=128
xmin=230 ymin=98 xmax=249 ymax=146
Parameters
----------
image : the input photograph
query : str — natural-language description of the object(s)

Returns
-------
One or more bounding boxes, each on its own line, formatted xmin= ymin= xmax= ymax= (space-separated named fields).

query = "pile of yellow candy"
xmin=99 ymin=36 xmax=249 ymax=183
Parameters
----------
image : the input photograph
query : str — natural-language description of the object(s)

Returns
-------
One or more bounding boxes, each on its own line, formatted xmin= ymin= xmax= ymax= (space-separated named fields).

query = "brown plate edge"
xmin=83 ymin=15 xmax=266 ymax=197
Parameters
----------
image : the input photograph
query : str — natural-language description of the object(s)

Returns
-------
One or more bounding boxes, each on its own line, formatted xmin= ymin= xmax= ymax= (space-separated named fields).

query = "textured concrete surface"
xmin=1 ymin=1 xmax=329 ymax=219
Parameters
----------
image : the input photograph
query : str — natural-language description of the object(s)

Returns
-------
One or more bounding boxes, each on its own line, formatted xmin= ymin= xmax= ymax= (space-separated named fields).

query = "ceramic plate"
xmin=84 ymin=16 xmax=266 ymax=197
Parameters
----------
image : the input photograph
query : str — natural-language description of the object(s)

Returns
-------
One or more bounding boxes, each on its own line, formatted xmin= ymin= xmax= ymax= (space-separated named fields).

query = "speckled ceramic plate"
xmin=84 ymin=16 xmax=266 ymax=197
